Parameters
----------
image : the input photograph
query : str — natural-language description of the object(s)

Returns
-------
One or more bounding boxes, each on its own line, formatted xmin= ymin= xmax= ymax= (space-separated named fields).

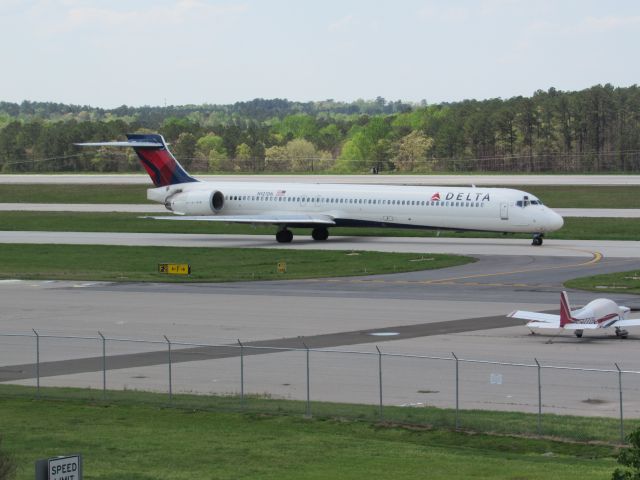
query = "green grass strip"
xmin=2 ymin=184 xmax=640 ymax=208
xmin=565 ymin=270 xmax=640 ymax=295
xmin=0 ymin=244 xmax=472 ymax=282
xmin=0 ymin=184 xmax=148 ymax=204
xmin=0 ymin=211 xmax=638 ymax=241
xmin=0 ymin=385 xmax=623 ymax=480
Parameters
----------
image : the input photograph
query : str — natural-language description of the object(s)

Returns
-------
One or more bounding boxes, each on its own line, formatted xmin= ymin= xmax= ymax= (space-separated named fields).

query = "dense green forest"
xmin=1 ymin=84 xmax=639 ymax=174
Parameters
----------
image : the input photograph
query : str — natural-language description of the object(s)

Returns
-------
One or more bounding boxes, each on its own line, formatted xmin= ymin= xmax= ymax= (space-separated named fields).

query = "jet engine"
xmin=166 ymin=190 xmax=224 ymax=215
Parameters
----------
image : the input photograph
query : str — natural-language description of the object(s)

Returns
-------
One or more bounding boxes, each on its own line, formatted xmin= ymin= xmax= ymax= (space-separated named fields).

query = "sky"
xmin=1 ymin=0 xmax=639 ymax=108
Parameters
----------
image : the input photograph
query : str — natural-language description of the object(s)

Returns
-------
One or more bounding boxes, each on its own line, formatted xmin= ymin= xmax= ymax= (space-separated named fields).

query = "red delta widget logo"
xmin=431 ymin=191 xmax=491 ymax=202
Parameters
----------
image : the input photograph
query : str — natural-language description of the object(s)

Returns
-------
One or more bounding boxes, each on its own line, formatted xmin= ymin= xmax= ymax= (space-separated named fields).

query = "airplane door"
xmin=500 ymin=202 xmax=509 ymax=220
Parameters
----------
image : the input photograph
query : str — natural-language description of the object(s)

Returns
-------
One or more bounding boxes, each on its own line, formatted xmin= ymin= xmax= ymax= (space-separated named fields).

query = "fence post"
xmin=32 ymin=329 xmax=40 ymax=399
xmin=534 ymin=358 xmax=542 ymax=435
xmin=303 ymin=342 xmax=311 ymax=418
xmin=237 ymin=339 xmax=244 ymax=408
xmin=452 ymin=352 xmax=459 ymax=430
xmin=376 ymin=346 xmax=383 ymax=421
xmin=98 ymin=331 xmax=106 ymax=400
xmin=615 ymin=363 xmax=624 ymax=443
xmin=164 ymin=335 xmax=172 ymax=403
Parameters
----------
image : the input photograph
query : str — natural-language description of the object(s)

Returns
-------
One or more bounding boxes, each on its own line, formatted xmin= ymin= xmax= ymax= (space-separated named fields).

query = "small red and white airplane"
xmin=508 ymin=291 xmax=640 ymax=338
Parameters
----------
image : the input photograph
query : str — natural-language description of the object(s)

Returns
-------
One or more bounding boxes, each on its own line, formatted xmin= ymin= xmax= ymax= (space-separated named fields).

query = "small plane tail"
xmin=559 ymin=291 xmax=575 ymax=327
xmin=76 ymin=133 xmax=198 ymax=187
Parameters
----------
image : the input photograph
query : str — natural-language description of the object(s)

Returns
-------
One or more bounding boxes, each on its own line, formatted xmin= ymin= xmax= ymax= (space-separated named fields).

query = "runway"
xmin=2 ymin=230 xmax=640 ymax=259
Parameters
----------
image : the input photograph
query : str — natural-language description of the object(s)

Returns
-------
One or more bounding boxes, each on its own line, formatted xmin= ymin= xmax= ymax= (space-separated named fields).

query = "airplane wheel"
xmin=532 ymin=236 xmax=543 ymax=246
xmin=575 ymin=330 xmax=583 ymax=338
xmin=276 ymin=229 xmax=293 ymax=243
xmin=312 ymin=227 xmax=329 ymax=241
xmin=616 ymin=329 xmax=629 ymax=339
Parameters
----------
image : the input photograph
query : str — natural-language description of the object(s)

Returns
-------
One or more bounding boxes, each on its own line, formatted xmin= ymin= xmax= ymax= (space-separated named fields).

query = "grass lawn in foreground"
xmin=0 ymin=211 xmax=638 ymax=241
xmin=0 ymin=392 xmax=619 ymax=480
xmin=0 ymin=244 xmax=472 ymax=282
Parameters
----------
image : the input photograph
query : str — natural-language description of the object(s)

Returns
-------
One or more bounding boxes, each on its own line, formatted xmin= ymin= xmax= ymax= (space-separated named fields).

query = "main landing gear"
xmin=276 ymin=227 xmax=330 ymax=243
xmin=615 ymin=327 xmax=629 ymax=339
xmin=311 ymin=227 xmax=329 ymax=241
xmin=532 ymin=233 xmax=544 ymax=246
xmin=276 ymin=228 xmax=293 ymax=243
xmin=574 ymin=329 xmax=583 ymax=338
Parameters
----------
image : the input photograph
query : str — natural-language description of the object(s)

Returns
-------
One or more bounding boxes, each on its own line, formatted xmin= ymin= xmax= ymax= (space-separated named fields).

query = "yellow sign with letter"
xmin=158 ymin=263 xmax=191 ymax=275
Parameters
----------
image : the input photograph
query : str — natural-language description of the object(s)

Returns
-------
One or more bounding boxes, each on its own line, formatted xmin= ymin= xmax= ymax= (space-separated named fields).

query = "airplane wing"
xmin=507 ymin=310 xmax=559 ymax=323
xmin=524 ymin=321 xmax=599 ymax=330
xmin=614 ymin=318 xmax=640 ymax=328
xmin=145 ymin=214 xmax=336 ymax=226
xmin=563 ymin=324 xmax=599 ymax=330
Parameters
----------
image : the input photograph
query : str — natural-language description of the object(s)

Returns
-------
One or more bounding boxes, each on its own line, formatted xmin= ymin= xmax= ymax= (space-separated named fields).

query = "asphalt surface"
xmin=2 ymin=231 xmax=640 ymax=259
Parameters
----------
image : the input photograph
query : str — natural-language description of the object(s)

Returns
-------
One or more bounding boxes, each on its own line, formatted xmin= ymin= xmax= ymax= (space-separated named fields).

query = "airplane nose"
xmin=548 ymin=210 xmax=564 ymax=231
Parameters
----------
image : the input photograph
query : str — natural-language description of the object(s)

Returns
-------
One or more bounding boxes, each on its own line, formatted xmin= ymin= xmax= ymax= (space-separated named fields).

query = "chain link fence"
xmin=7 ymin=150 xmax=640 ymax=174
xmin=1 ymin=331 xmax=639 ymax=443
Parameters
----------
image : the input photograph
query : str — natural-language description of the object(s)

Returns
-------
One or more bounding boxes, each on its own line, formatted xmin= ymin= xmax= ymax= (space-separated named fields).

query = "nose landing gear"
xmin=532 ymin=233 xmax=544 ymax=246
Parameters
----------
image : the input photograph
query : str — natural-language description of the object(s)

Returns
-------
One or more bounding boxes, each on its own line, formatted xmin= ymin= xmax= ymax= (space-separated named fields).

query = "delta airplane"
xmin=77 ymin=134 xmax=564 ymax=244
xmin=508 ymin=291 xmax=640 ymax=338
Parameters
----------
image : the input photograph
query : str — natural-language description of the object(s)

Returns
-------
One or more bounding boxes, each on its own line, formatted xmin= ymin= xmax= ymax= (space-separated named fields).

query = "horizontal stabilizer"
xmin=75 ymin=141 xmax=163 ymax=148
xmin=507 ymin=310 xmax=559 ymax=323
xmin=526 ymin=321 xmax=561 ymax=329
xmin=144 ymin=214 xmax=336 ymax=226
xmin=76 ymin=134 xmax=196 ymax=187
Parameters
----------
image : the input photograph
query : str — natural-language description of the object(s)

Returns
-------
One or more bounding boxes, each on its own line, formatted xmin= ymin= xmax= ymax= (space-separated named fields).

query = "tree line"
xmin=1 ymin=84 xmax=639 ymax=174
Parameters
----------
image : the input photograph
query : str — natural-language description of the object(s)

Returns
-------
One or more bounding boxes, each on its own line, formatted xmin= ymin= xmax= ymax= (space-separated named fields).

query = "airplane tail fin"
xmin=75 ymin=133 xmax=198 ymax=187
xmin=559 ymin=291 xmax=575 ymax=327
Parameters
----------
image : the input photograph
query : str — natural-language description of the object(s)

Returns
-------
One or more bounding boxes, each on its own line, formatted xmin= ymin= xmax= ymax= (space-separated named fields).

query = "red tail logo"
xmin=127 ymin=134 xmax=197 ymax=187
xmin=559 ymin=291 xmax=574 ymax=327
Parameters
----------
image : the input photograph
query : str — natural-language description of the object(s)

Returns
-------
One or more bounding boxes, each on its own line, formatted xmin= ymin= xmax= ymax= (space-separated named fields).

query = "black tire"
xmin=312 ymin=227 xmax=329 ymax=241
xmin=575 ymin=330 xmax=583 ymax=338
xmin=276 ymin=229 xmax=293 ymax=243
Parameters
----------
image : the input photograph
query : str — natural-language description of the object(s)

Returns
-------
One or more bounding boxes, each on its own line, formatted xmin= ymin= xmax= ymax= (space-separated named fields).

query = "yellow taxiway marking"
xmin=303 ymin=248 xmax=603 ymax=287
xmin=420 ymin=249 xmax=602 ymax=285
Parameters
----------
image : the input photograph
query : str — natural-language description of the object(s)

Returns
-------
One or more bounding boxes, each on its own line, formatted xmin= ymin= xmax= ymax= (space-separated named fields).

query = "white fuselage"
xmin=570 ymin=299 xmax=630 ymax=327
xmin=148 ymin=181 xmax=564 ymax=234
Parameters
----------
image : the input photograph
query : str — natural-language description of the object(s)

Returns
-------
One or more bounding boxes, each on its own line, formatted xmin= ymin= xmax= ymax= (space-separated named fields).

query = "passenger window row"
xmin=224 ymin=195 xmax=486 ymax=208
